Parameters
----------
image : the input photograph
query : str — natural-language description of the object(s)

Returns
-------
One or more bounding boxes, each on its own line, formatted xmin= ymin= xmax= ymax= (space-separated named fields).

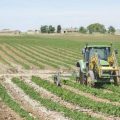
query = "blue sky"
xmin=0 ymin=0 xmax=119 ymax=31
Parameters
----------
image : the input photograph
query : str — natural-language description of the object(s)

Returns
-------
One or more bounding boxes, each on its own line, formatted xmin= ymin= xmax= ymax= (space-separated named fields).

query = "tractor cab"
xmin=82 ymin=45 xmax=111 ymax=63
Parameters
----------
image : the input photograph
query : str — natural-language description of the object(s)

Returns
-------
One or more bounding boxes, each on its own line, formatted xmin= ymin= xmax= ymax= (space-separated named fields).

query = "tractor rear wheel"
xmin=87 ymin=70 xmax=95 ymax=87
xmin=114 ymin=71 xmax=120 ymax=86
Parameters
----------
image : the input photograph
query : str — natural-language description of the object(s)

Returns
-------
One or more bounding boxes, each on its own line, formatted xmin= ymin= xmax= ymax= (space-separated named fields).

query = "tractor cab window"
xmin=89 ymin=47 xmax=110 ymax=60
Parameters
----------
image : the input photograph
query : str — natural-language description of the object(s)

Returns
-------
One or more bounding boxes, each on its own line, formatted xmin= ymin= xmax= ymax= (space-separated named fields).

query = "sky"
xmin=0 ymin=0 xmax=119 ymax=31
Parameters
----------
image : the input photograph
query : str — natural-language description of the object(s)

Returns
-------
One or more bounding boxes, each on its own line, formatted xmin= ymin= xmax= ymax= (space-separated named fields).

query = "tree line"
xmin=40 ymin=23 xmax=116 ymax=34
xmin=79 ymin=23 xmax=116 ymax=34
xmin=40 ymin=25 xmax=61 ymax=33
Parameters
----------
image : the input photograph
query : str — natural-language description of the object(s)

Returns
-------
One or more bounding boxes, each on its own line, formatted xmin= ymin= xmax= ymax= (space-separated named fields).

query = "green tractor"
xmin=76 ymin=44 xmax=120 ymax=86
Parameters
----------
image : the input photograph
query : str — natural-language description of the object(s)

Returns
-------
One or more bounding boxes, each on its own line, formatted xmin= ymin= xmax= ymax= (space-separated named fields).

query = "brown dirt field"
xmin=0 ymin=100 xmax=23 ymax=120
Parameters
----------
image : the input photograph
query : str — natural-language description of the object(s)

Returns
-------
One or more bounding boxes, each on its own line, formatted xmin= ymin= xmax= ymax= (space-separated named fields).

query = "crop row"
xmin=0 ymin=46 xmax=30 ymax=69
xmin=31 ymin=76 xmax=120 ymax=117
xmin=103 ymin=84 xmax=120 ymax=94
xmin=17 ymin=44 xmax=72 ymax=68
xmin=12 ymin=77 xmax=98 ymax=120
xmin=5 ymin=44 xmax=44 ymax=69
xmin=26 ymin=45 xmax=75 ymax=65
xmin=64 ymin=80 xmax=120 ymax=102
xmin=0 ymin=83 xmax=36 ymax=120
xmin=36 ymin=46 xmax=79 ymax=58
xmin=0 ymin=54 xmax=12 ymax=66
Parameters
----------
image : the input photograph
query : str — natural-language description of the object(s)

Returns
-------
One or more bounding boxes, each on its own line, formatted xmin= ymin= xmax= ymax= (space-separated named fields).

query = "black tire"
xmin=87 ymin=70 xmax=95 ymax=87
xmin=114 ymin=71 xmax=120 ymax=86
xmin=80 ymin=69 xmax=87 ymax=85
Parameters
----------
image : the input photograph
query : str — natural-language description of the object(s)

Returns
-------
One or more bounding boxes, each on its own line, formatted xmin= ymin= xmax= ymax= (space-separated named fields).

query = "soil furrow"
xmin=0 ymin=100 xmax=23 ymax=120
xmin=20 ymin=76 xmax=120 ymax=120
xmin=2 ymin=77 xmax=68 ymax=120
xmin=62 ymin=85 xmax=120 ymax=106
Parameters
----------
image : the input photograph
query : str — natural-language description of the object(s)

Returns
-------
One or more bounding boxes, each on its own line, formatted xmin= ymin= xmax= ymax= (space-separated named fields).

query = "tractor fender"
xmin=76 ymin=60 xmax=86 ymax=74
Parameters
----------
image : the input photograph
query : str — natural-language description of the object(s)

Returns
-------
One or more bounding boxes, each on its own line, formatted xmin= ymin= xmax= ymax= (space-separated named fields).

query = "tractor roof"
xmin=85 ymin=45 xmax=111 ymax=48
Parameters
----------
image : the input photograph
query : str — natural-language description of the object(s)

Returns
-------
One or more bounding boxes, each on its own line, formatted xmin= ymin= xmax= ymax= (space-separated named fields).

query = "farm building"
xmin=27 ymin=30 xmax=40 ymax=34
xmin=62 ymin=28 xmax=79 ymax=33
xmin=0 ymin=29 xmax=21 ymax=35
xmin=115 ymin=29 xmax=120 ymax=35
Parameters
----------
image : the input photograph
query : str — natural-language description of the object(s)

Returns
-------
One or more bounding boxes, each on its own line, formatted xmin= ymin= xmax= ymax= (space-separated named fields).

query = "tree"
xmin=48 ymin=25 xmax=55 ymax=33
xmin=87 ymin=23 xmax=106 ymax=34
xmin=40 ymin=25 xmax=48 ymax=33
xmin=79 ymin=26 xmax=87 ymax=34
xmin=57 ymin=25 xmax=62 ymax=33
xmin=108 ymin=26 xmax=116 ymax=34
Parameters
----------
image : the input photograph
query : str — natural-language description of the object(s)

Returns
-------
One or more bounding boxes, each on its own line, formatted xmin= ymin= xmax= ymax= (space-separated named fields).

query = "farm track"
xmin=1 ymin=77 xmax=68 ymax=120
xmin=0 ymin=100 xmax=23 ymax=120
xmin=20 ymin=76 xmax=119 ymax=120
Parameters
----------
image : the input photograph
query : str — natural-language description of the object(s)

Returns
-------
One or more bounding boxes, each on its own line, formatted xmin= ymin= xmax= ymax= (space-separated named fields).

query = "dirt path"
xmin=20 ymin=76 xmax=120 ymax=120
xmin=1 ymin=76 xmax=68 ymax=120
xmin=0 ymin=99 xmax=23 ymax=120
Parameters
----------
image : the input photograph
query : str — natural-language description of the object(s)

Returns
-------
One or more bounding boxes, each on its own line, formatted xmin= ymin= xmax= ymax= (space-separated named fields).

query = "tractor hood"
xmin=100 ymin=60 xmax=109 ymax=66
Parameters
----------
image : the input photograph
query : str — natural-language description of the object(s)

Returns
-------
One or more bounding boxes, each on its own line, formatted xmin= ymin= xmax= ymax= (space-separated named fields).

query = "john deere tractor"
xmin=76 ymin=44 xmax=120 ymax=86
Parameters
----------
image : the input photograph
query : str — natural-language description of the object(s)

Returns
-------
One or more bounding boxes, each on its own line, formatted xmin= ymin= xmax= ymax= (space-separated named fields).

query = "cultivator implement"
xmin=53 ymin=71 xmax=78 ymax=86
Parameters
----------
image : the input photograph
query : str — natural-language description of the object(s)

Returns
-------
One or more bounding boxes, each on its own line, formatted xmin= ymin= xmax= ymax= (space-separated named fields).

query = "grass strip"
xmin=32 ymin=76 xmax=120 ymax=117
xmin=0 ymin=83 xmax=36 ymax=120
xmin=12 ymin=78 xmax=99 ymax=120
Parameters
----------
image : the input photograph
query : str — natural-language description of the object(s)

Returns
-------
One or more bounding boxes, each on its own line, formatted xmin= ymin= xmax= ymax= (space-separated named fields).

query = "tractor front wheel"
xmin=87 ymin=70 xmax=95 ymax=87
xmin=114 ymin=71 xmax=120 ymax=86
xmin=80 ymin=69 xmax=87 ymax=85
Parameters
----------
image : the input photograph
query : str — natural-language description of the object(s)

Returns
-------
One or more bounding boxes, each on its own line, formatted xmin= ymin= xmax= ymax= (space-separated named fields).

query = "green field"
xmin=0 ymin=34 xmax=120 ymax=70
xmin=0 ymin=34 xmax=120 ymax=120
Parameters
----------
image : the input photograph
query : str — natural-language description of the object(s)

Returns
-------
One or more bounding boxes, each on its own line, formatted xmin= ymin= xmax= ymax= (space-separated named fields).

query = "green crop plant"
xmin=14 ymin=45 xmax=60 ymax=68
xmin=18 ymin=44 xmax=71 ymax=68
xmin=5 ymin=44 xmax=44 ymax=69
xmin=103 ymin=84 xmax=120 ymax=94
xmin=32 ymin=76 xmax=120 ymax=117
xmin=0 ymin=83 xmax=37 ymax=120
xmin=0 ymin=47 xmax=30 ymax=69
xmin=64 ymin=80 xmax=120 ymax=102
xmin=12 ymin=77 xmax=99 ymax=120
xmin=25 ymin=45 xmax=74 ymax=66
